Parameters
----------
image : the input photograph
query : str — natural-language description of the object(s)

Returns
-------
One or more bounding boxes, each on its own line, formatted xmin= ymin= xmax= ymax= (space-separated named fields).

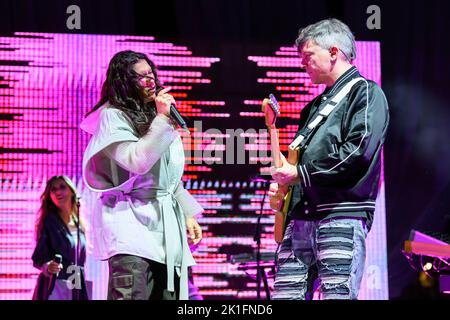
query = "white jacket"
xmin=81 ymin=103 xmax=203 ymax=299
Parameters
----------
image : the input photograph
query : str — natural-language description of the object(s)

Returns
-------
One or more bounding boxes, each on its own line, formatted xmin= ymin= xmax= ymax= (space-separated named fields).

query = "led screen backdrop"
xmin=0 ymin=32 xmax=388 ymax=300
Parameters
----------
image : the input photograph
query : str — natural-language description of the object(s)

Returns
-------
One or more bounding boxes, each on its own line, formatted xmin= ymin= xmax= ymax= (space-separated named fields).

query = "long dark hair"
xmin=86 ymin=50 xmax=163 ymax=137
xmin=35 ymin=176 xmax=83 ymax=240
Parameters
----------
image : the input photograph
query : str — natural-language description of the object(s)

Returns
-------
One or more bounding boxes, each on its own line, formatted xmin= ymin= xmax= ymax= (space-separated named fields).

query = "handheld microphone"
xmin=53 ymin=254 xmax=62 ymax=276
xmin=48 ymin=254 xmax=62 ymax=292
xmin=170 ymin=104 xmax=190 ymax=135
xmin=155 ymin=87 xmax=190 ymax=134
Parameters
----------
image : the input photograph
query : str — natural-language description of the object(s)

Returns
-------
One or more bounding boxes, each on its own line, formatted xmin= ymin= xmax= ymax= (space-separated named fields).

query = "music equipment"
xmin=261 ymin=94 xmax=299 ymax=243
xmin=230 ymin=252 xmax=275 ymax=299
xmin=403 ymin=229 xmax=450 ymax=294
xmin=404 ymin=230 xmax=450 ymax=258
xmin=170 ymin=103 xmax=190 ymax=134
xmin=229 ymin=252 xmax=275 ymax=267
xmin=47 ymin=253 xmax=63 ymax=293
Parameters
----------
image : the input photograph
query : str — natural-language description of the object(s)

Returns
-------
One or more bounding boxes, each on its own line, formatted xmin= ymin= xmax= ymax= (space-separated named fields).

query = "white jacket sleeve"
xmin=174 ymin=183 xmax=204 ymax=218
xmin=103 ymin=114 xmax=179 ymax=175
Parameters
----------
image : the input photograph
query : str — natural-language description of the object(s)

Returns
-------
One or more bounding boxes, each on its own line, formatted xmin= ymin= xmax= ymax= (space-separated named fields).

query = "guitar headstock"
xmin=261 ymin=93 xmax=280 ymax=127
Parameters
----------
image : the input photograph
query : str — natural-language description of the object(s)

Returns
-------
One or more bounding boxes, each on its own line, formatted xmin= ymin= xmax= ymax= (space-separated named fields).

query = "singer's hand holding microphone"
xmin=155 ymin=87 xmax=190 ymax=134
xmin=47 ymin=254 xmax=63 ymax=275
xmin=155 ymin=87 xmax=175 ymax=117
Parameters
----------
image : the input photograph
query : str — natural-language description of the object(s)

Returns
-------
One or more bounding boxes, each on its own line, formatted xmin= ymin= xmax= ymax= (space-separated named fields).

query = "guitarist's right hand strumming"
xmin=270 ymin=152 xmax=300 ymax=186
xmin=268 ymin=183 xmax=283 ymax=211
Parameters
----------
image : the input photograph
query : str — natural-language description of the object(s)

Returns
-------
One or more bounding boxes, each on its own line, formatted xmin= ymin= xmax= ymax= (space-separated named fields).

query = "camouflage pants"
xmin=107 ymin=254 xmax=179 ymax=300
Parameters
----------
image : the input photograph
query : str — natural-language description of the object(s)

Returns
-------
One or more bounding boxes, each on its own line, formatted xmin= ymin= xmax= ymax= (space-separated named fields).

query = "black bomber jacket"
xmin=289 ymin=66 xmax=390 ymax=228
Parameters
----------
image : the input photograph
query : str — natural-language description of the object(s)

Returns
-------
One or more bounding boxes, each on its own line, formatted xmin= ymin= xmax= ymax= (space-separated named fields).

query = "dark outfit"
xmin=31 ymin=212 xmax=88 ymax=300
xmin=273 ymin=67 xmax=389 ymax=299
xmin=107 ymin=255 xmax=179 ymax=300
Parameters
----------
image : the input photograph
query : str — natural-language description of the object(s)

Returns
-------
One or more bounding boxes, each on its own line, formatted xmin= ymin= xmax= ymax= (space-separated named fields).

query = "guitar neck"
xmin=268 ymin=126 xmax=282 ymax=168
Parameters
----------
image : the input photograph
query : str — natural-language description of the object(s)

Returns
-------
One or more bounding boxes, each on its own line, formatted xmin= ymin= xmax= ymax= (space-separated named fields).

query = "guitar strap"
xmin=288 ymin=77 xmax=365 ymax=151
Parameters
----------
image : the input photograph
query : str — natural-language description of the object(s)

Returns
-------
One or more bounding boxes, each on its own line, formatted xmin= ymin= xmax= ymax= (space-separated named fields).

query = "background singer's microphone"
xmin=48 ymin=253 xmax=62 ymax=292
xmin=170 ymin=104 xmax=190 ymax=135
xmin=53 ymin=254 xmax=62 ymax=276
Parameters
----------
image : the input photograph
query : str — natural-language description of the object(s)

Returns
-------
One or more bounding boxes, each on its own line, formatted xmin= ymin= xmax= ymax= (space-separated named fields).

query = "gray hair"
xmin=295 ymin=18 xmax=356 ymax=62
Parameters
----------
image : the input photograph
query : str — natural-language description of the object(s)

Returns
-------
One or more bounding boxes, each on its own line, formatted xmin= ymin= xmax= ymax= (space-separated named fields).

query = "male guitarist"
xmin=268 ymin=18 xmax=389 ymax=300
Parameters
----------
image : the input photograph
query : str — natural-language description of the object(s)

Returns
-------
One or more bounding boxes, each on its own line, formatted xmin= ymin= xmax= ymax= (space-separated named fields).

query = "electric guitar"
xmin=261 ymin=94 xmax=300 ymax=243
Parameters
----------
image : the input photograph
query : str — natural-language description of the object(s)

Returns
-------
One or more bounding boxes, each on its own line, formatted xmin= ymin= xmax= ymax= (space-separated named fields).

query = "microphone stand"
xmin=74 ymin=200 xmax=81 ymax=300
xmin=253 ymin=176 xmax=270 ymax=300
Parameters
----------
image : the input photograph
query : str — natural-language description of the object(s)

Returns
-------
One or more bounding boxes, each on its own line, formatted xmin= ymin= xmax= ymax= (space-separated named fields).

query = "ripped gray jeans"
xmin=273 ymin=217 xmax=368 ymax=300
